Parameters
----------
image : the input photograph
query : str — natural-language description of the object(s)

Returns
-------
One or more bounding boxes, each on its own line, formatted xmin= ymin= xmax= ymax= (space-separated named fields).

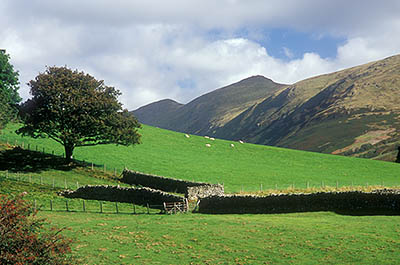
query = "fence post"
xmin=28 ymin=143 xmax=30 ymax=150
xmin=260 ymin=184 xmax=263 ymax=191
xmin=103 ymin=164 xmax=106 ymax=172
xmin=307 ymin=181 xmax=310 ymax=189
xmin=52 ymin=178 xmax=55 ymax=188
xmin=336 ymin=181 xmax=339 ymax=190
xmin=275 ymin=184 xmax=278 ymax=190
xmin=147 ymin=203 xmax=150 ymax=214
xmin=99 ymin=201 xmax=103 ymax=213
xmin=91 ymin=162 xmax=94 ymax=170
xmin=40 ymin=176 xmax=43 ymax=185
xmin=83 ymin=200 xmax=86 ymax=212
xmin=34 ymin=199 xmax=37 ymax=212
xmin=132 ymin=203 xmax=136 ymax=214
xmin=50 ymin=200 xmax=53 ymax=211
xmin=76 ymin=182 xmax=79 ymax=189
xmin=115 ymin=202 xmax=119 ymax=214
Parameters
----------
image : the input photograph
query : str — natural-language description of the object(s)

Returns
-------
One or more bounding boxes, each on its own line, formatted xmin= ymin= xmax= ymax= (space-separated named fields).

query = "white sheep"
xmin=204 ymin=136 xmax=210 ymax=139
xmin=185 ymin=134 xmax=190 ymax=138
xmin=230 ymin=144 xmax=235 ymax=148
xmin=210 ymin=137 xmax=215 ymax=141
xmin=205 ymin=143 xmax=211 ymax=147
xmin=239 ymin=140 xmax=244 ymax=144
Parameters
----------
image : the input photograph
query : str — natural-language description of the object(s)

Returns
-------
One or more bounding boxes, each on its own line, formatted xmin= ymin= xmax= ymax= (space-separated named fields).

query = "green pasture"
xmin=40 ymin=211 xmax=400 ymax=265
xmin=1 ymin=123 xmax=399 ymax=193
xmin=2 ymin=123 xmax=400 ymax=264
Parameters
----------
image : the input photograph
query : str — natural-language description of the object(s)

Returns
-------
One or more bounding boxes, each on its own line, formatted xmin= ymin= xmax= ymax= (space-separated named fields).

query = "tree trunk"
xmin=64 ymin=144 xmax=74 ymax=164
xmin=396 ymin=146 xmax=400 ymax=163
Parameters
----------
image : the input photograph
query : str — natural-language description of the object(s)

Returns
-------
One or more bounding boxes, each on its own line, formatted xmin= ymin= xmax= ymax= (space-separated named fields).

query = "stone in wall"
xmin=186 ymin=184 xmax=224 ymax=200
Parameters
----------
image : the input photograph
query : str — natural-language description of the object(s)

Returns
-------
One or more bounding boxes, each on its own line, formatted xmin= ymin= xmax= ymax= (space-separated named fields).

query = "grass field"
xmin=40 ymin=211 xmax=400 ymax=264
xmin=1 ymin=123 xmax=400 ymax=193
xmin=1 ymin=123 xmax=400 ymax=264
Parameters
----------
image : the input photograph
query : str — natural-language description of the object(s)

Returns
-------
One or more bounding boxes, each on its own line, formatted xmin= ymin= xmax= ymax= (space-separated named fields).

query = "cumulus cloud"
xmin=1 ymin=0 xmax=400 ymax=109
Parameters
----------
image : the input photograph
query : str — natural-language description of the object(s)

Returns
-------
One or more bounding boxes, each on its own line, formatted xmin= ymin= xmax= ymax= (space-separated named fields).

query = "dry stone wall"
xmin=187 ymin=184 xmax=224 ymax=200
xmin=198 ymin=190 xmax=400 ymax=214
xmin=121 ymin=169 xmax=224 ymax=198
xmin=60 ymin=185 xmax=183 ymax=209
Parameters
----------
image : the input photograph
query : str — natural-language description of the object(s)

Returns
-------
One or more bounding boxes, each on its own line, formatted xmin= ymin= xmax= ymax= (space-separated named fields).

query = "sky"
xmin=1 ymin=0 xmax=400 ymax=110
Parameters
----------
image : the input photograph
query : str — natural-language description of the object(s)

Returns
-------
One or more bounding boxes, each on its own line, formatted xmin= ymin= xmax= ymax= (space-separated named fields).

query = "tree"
xmin=17 ymin=66 xmax=141 ymax=163
xmin=0 ymin=50 xmax=21 ymax=130
xmin=0 ymin=194 xmax=75 ymax=264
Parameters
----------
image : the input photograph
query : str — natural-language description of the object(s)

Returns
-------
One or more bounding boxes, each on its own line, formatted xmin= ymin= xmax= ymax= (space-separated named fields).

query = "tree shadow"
xmin=0 ymin=147 xmax=80 ymax=173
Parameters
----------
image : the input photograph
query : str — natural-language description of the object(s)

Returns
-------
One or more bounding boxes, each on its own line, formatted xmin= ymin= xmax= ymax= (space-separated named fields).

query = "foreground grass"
xmin=40 ymin=211 xmax=400 ymax=265
xmin=2 ymin=123 xmax=400 ymax=193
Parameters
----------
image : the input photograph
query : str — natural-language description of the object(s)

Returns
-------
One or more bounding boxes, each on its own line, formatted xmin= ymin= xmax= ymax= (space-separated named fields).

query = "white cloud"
xmin=1 ymin=0 xmax=400 ymax=110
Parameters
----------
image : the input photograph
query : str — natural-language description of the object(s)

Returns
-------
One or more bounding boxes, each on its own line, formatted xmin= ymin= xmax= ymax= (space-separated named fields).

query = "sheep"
xmin=210 ymin=137 xmax=215 ymax=141
xmin=230 ymin=144 xmax=235 ymax=148
xmin=239 ymin=140 xmax=244 ymax=144
xmin=205 ymin=144 xmax=211 ymax=147
xmin=204 ymin=136 xmax=210 ymax=139
xmin=185 ymin=134 xmax=190 ymax=138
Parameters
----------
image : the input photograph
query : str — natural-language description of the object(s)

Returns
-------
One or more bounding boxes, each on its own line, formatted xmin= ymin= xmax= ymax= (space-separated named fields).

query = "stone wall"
xmin=60 ymin=185 xmax=184 ymax=209
xmin=121 ymin=169 xmax=224 ymax=198
xmin=186 ymin=184 xmax=224 ymax=200
xmin=198 ymin=190 xmax=400 ymax=214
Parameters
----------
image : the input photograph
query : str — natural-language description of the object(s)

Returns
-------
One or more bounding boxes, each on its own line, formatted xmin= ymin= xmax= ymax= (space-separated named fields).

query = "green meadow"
xmin=1 ymin=123 xmax=400 ymax=264
xmin=1 ymin=123 xmax=400 ymax=193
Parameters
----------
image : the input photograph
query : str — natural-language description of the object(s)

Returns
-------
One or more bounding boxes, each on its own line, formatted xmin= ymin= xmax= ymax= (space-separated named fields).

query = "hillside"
xmin=132 ymin=75 xmax=287 ymax=135
xmin=2 ymin=123 xmax=400 ymax=193
xmin=133 ymin=55 xmax=400 ymax=161
xmin=2 ymin=124 xmax=400 ymax=264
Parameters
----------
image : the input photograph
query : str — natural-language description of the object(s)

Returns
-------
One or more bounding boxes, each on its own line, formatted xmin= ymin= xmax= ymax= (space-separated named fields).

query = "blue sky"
xmin=1 ymin=0 xmax=400 ymax=110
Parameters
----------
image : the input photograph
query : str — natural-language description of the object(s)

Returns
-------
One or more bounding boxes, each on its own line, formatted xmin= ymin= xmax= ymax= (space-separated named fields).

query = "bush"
xmin=0 ymin=194 xmax=74 ymax=264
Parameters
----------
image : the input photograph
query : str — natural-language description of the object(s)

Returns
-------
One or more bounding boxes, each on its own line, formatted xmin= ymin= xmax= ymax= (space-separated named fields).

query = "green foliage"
xmin=17 ymin=66 xmax=141 ymax=162
xmin=0 ymin=51 xmax=20 ymax=130
xmin=0 ymin=194 xmax=74 ymax=264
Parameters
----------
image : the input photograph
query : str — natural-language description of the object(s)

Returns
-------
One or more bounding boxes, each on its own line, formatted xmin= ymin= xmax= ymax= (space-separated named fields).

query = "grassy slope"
xmin=1 ymin=124 xmax=400 ymax=264
xmin=2 ymin=123 xmax=400 ymax=193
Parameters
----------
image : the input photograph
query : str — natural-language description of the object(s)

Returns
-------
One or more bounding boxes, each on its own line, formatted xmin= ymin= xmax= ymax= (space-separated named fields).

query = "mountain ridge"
xmin=132 ymin=55 xmax=400 ymax=161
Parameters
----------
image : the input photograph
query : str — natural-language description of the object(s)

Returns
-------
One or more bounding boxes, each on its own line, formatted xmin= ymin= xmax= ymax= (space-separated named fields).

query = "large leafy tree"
xmin=0 ymin=50 xmax=20 ymax=129
xmin=17 ymin=66 xmax=141 ymax=162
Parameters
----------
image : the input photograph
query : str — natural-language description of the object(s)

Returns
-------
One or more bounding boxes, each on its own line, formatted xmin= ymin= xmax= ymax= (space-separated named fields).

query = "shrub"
xmin=0 ymin=194 xmax=74 ymax=264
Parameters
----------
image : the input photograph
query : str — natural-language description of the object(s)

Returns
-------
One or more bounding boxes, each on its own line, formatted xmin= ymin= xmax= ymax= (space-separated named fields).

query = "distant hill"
xmin=132 ymin=55 xmax=400 ymax=161
xmin=133 ymin=99 xmax=183 ymax=128
xmin=132 ymin=75 xmax=286 ymax=135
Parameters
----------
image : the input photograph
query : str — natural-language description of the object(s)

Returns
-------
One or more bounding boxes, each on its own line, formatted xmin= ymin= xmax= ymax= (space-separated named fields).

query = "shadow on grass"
xmin=0 ymin=147 xmax=80 ymax=173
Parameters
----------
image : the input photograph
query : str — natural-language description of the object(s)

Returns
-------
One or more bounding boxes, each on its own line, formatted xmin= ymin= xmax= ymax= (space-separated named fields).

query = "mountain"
xmin=132 ymin=75 xmax=287 ymax=135
xmin=133 ymin=99 xmax=183 ymax=128
xmin=132 ymin=55 xmax=400 ymax=161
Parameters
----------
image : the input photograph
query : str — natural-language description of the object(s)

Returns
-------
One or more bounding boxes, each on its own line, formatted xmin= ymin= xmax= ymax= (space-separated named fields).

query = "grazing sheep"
xmin=204 ymin=136 xmax=210 ymax=139
xmin=185 ymin=134 xmax=190 ymax=138
xmin=239 ymin=140 xmax=244 ymax=144
xmin=230 ymin=144 xmax=235 ymax=148
xmin=205 ymin=144 xmax=211 ymax=147
xmin=210 ymin=137 xmax=215 ymax=141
